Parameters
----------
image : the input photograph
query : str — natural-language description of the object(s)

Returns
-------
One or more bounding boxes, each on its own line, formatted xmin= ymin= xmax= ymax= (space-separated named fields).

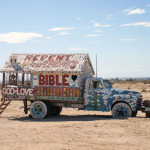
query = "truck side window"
xmin=93 ymin=81 xmax=103 ymax=89
xmin=97 ymin=81 xmax=103 ymax=89
xmin=89 ymin=81 xmax=93 ymax=89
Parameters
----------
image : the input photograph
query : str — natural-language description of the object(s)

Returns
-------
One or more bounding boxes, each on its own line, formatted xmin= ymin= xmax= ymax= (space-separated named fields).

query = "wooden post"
xmin=23 ymin=100 xmax=28 ymax=114
xmin=22 ymin=73 xmax=25 ymax=86
xmin=16 ymin=72 xmax=18 ymax=85
xmin=3 ymin=72 xmax=5 ymax=88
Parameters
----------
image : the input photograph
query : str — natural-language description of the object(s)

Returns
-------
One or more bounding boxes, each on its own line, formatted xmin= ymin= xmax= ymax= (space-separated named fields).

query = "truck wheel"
xmin=132 ymin=110 xmax=137 ymax=117
xmin=143 ymin=100 xmax=150 ymax=107
xmin=146 ymin=112 xmax=150 ymax=118
xmin=30 ymin=101 xmax=47 ymax=119
xmin=49 ymin=106 xmax=62 ymax=116
xmin=112 ymin=102 xmax=132 ymax=118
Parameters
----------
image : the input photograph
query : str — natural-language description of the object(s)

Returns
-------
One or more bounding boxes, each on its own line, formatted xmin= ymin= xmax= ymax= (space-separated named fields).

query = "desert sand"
xmin=0 ymin=82 xmax=150 ymax=150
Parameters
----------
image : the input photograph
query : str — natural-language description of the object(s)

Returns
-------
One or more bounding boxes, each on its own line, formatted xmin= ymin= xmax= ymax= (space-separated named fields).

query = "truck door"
xmin=85 ymin=80 xmax=105 ymax=111
xmin=92 ymin=80 xmax=107 ymax=110
xmin=94 ymin=80 xmax=113 ymax=111
xmin=84 ymin=79 xmax=112 ymax=111
xmin=93 ymin=80 xmax=112 ymax=111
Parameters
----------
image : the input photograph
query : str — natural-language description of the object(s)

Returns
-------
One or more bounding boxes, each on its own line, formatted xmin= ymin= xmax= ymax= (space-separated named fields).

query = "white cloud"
xmin=147 ymin=4 xmax=150 ymax=7
xmin=95 ymin=30 xmax=103 ymax=33
xmin=93 ymin=22 xmax=112 ymax=27
xmin=76 ymin=17 xmax=81 ymax=20
xmin=49 ymin=27 xmax=74 ymax=31
xmin=90 ymin=41 xmax=102 ymax=44
xmin=31 ymin=36 xmax=51 ymax=43
xmin=123 ymin=8 xmax=145 ymax=15
xmin=121 ymin=22 xmax=150 ymax=27
xmin=106 ymin=14 xmax=112 ymax=19
xmin=46 ymin=36 xmax=51 ymax=39
xmin=120 ymin=39 xmax=137 ymax=41
xmin=91 ymin=20 xmax=96 ymax=23
xmin=30 ymin=40 xmax=42 ymax=43
xmin=0 ymin=32 xmax=43 ymax=44
xmin=58 ymin=31 xmax=70 ymax=35
xmin=86 ymin=34 xmax=101 ymax=37
xmin=67 ymin=47 xmax=86 ymax=51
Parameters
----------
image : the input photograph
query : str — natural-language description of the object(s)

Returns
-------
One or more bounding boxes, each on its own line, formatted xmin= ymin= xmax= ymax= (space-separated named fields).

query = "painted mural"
xmin=32 ymin=74 xmax=80 ymax=87
xmin=84 ymin=78 xmax=141 ymax=112
xmin=0 ymin=54 xmax=94 ymax=75
xmin=2 ymin=87 xmax=34 ymax=96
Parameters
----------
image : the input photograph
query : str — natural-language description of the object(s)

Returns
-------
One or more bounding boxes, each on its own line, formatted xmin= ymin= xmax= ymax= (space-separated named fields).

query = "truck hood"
xmin=112 ymin=88 xmax=140 ymax=97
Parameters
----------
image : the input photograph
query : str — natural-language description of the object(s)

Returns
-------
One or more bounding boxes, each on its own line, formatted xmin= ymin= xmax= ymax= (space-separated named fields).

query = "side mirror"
xmin=111 ymin=89 xmax=115 ymax=92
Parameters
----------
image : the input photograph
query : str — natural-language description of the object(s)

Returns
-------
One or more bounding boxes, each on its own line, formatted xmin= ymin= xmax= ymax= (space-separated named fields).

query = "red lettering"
xmin=48 ymin=55 xmax=56 ymax=61
xmin=24 ymin=55 xmax=33 ymax=61
xmin=63 ymin=75 xmax=69 ymax=86
xmin=56 ymin=75 xmax=62 ymax=86
xmin=66 ymin=55 xmax=72 ymax=61
xmin=49 ymin=75 xmax=55 ymax=85
xmin=33 ymin=55 xmax=41 ymax=61
xmin=39 ymin=75 xmax=45 ymax=85
xmin=56 ymin=55 xmax=64 ymax=61
xmin=40 ymin=55 xmax=48 ymax=61
xmin=38 ymin=74 xmax=69 ymax=86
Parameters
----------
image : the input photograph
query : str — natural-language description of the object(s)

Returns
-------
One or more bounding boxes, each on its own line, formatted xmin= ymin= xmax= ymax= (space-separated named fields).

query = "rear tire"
xmin=48 ymin=106 xmax=62 ymax=116
xmin=45 ymin=102 xmax=62 ymax=116
xmin=30 ymin=101 xmax=47 ymax=119
xmin=112 ymin=102 xmax=132 ymax=118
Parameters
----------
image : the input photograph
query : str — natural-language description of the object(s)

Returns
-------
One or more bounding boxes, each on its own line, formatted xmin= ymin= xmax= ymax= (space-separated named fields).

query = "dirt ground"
xmin=0 ymin=82 xmax=150 ymax=150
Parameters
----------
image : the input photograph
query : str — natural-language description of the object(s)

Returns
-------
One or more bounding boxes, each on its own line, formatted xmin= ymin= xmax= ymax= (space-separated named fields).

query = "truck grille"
xmin=137 ymin=97 xmax=142 ymax=109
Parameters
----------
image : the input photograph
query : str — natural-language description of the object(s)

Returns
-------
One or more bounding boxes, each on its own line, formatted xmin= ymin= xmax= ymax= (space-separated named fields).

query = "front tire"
xmin=30 ymin=101 xmax=48 ymax=119
xmin=112 ymin=102 xmax=132 ymax=118
xmin=146 ymin=112 xmax=150 ymax=118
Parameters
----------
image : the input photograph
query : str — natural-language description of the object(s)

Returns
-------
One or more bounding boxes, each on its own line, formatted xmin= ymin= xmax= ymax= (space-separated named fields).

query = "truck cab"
xmin=84 ymin=78 xmax=142 ymax=118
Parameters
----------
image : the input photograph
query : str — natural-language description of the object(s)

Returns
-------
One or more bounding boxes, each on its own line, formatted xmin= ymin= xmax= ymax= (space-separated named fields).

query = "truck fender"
xmin=111 ymin=101 xmax=132 ymax=110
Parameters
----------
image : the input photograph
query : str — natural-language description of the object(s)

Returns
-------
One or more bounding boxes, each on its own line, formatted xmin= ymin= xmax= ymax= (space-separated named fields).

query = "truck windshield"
xmin=103 ymin=80 xmax=112 ymax=88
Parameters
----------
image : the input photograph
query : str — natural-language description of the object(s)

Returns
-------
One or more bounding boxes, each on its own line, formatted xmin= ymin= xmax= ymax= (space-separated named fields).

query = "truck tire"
xmin=112 ymin=102 xmax=132 ymax=118
xmin=132 ymin=110 xmax=137 ymax=117
xmin=146 ymin=112 xmax=150 ymax=118
xmin=45 ymin=102 xmax=62 ymax=116
xmin=143 ymin=100 xmax=150 ymax=107
xmin=30 ymin=101 xmax=48 ymax=119
xmin=48 ymin=106 xmax=62 ymax=116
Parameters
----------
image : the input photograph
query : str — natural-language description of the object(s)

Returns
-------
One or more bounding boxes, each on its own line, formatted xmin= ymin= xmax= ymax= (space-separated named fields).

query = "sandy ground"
xmin=0 ymin=82 xmax=150 ymax=150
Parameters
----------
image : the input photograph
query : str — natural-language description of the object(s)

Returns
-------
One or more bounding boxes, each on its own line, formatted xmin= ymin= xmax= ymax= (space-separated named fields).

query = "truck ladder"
xmin=0 ymin=99 xmax=11 ymax=115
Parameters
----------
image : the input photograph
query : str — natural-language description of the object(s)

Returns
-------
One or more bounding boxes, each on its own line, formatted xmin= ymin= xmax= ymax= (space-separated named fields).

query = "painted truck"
xmin=0 ymin=53 xmax=146 ymax=118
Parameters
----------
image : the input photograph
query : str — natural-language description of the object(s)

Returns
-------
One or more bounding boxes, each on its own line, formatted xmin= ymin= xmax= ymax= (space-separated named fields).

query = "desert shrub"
xmin=143 ymin=80 xmax=150 ymax=84
xmin=127 ymin=87 xmax=131 ymax=90
xmin=141 ymin=89 xmax=147 ymax=92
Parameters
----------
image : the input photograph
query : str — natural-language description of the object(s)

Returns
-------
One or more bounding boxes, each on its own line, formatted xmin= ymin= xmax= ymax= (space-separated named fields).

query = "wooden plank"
xmin=66 ymin=87 xmax=70 ymax=97
xmin=22 ymin=73 xmax=25 ymax=86
xmin=3 ymin=72 xmax=5 ymax=88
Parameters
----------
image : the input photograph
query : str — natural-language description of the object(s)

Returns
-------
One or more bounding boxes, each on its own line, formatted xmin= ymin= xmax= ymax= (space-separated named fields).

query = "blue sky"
xmin=0 ymin=0 xmax=150 ymax=78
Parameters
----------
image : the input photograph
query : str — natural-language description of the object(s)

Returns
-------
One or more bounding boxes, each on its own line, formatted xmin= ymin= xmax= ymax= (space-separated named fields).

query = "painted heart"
xmin=72 ymin=75 xmax=77 ymax=81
